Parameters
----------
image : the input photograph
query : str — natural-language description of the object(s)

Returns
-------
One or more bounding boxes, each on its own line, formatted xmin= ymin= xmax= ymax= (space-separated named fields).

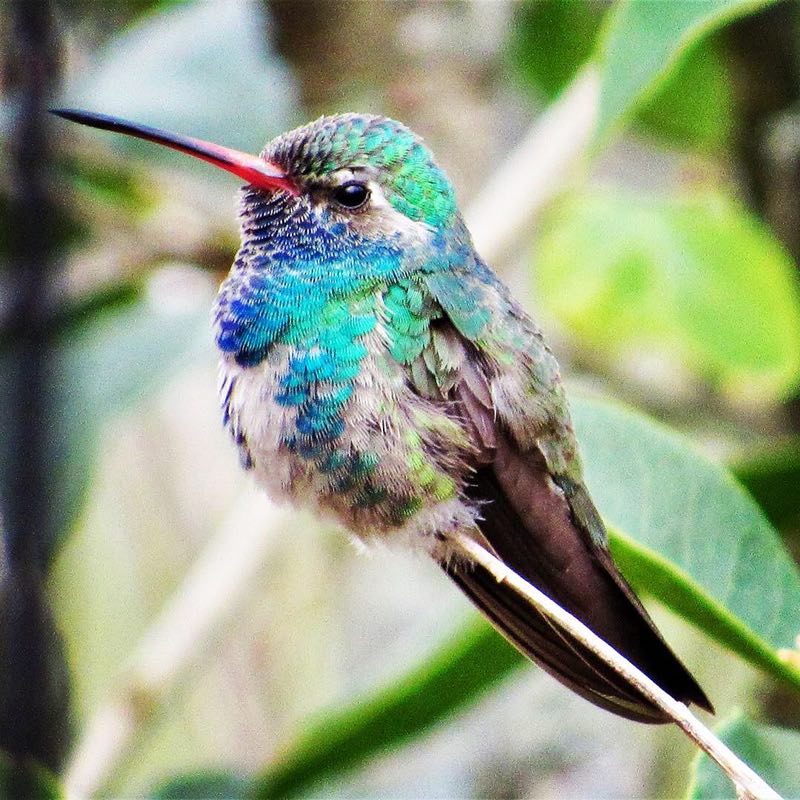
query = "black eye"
xmin=333 ymin=181 xmax=370 ymax=210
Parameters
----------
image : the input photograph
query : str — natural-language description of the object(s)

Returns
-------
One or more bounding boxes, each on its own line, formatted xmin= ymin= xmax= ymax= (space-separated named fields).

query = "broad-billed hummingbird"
xmin=53 ymin=108 xmax=711 ymax=722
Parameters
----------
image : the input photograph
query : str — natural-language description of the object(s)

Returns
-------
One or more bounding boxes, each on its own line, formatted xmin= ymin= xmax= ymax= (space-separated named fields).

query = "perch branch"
xmin=448 ymin=531 xmax=782 ymax=800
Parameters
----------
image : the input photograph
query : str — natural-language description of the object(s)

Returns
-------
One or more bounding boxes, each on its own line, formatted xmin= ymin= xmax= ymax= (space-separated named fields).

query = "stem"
xmin=1 ymin=0 xmax=72 ymax=772
xmin=466 ymin=67 xmax=599 ymax=264
xmin=62 ymin=490 xmax=294 ymax=799
xmin=447 ymin=532 xmax=782 ymax=800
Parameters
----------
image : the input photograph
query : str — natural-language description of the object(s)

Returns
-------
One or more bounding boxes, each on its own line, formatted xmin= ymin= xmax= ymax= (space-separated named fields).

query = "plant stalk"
xmin=448 ymin=531 xmax=782 ymax=800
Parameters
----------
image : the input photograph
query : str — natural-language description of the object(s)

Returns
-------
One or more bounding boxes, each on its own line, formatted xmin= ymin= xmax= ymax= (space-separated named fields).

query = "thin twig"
xmin=466 ymin=66 xmax=599 ymax=264
xmin=62 ymin=490 xmax=295 ymax=800
xmin=448 ymin=531 xmax=782 ymax=800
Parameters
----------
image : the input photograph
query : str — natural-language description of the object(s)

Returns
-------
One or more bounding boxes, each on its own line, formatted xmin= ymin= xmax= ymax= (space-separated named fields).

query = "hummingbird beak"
xmin=50 ymin=108 xmax=298 ymax=195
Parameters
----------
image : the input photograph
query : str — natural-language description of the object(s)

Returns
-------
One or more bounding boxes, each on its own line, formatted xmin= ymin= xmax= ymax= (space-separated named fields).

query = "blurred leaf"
xmin=152 ymin=770 xmax=247 ymax=799
xmin=250 ymin=619 xmax=522 ymax=799
xmin=636 ymin=40 xmax=733 ymax=151
xmin=733 ymin=440 xmax=800 ymax=531
xmin=509 ymin=0 xmax=603 ymax=98
xmin=60 ymin=155 xmax=150 ymax=212
xmin=0 ymin=750 xmax=61 ymax=799
xmin=61 ymin=0 xmax=299 ymax=159
xmin=51 ymin=282 xmax=142 ymax=340
xmin=40 ymin=288 xmax=209 ymax=558
xmin=59 ymin=0 xmax=182 ymax=24
xmin=572 ymin=393 xmax=800 ymax=691
xmin=510 ymin=1 xmax=733 ymax=150
xmin=594 ymin=0 xmax=777 ymax=147
xmin=537 ymin=188 xmax=800 ymax=401
xmin=687 ymin=713 xmax=800 ymax=799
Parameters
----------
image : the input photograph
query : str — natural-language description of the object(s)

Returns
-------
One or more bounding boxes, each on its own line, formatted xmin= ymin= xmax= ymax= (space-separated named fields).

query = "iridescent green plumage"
xmin=54 ymin=108 xmax=711 ymax=724
xmin=267 ymin=114 xmax=458 ymax=226
xmin=212 ymin=113 xmax=711 ymax=723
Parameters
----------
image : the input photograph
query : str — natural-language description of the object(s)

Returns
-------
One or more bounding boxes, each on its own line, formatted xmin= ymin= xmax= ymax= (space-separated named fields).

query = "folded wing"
xmin=431 ymin=320 xmax=712 ymax=722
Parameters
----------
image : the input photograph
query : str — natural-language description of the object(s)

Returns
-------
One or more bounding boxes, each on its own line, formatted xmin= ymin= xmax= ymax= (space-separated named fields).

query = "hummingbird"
xmin=53 ymin=108 xmax=712 ymax=723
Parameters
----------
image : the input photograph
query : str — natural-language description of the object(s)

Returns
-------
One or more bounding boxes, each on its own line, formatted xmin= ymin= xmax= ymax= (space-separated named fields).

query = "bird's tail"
xmin=442 ymin=453 xmax=712 ymax=723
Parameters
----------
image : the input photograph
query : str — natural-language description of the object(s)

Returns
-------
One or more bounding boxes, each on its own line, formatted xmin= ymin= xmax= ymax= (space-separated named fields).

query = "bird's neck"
xmin=214 ymin=215 xmax=475 ymax=369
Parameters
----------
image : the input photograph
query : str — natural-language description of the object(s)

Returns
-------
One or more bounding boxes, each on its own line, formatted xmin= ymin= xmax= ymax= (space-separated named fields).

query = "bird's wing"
xmin=419 ymin=272 xmax=712 ymax=722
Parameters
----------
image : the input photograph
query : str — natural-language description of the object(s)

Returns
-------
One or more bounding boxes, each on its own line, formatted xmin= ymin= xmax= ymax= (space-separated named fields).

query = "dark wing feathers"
xmin=447 ymin=556 xmax=663 ymax=721
xmin=432 ymin=325 xmax=712 ymax=722
xmin=454 ymin=355 xmax=497 ymax=461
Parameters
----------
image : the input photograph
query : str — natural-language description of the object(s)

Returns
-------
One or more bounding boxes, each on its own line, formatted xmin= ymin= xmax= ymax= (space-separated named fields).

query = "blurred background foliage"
xmin=1 ymin=1 xmax=800 ymax=798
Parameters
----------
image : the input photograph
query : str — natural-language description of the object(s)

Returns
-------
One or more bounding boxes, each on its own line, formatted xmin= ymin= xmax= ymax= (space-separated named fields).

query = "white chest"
xmin=217 ymin=329 xmax=404 ymax=510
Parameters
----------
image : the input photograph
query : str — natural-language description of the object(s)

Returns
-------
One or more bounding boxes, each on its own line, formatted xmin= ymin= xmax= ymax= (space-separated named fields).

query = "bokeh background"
xmin=2 ymin=1 xmax=800 ymax=798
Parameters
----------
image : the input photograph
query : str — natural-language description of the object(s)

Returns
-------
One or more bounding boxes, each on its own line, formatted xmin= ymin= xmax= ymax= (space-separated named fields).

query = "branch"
xmin=62 ymin=490 xmax=295 ymax=800
xmin=465 ymin=67 xmax=600 ymax=265
xmin=447 ymin=531 xmax=782 ymax=800
xmin=1 ymin=0 xmax=72 ymax=773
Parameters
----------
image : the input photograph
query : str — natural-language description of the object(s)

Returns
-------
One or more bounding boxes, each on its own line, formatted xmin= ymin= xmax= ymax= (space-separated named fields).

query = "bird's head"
xmin=51 ymin=110 xmax=461 ymax=253
xmin=263 ymin=113 xmax=458 ymax=233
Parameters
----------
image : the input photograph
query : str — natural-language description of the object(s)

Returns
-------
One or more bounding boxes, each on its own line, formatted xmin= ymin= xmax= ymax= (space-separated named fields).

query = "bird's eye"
xmin=333 ymin=181 xmax=370 ymax=210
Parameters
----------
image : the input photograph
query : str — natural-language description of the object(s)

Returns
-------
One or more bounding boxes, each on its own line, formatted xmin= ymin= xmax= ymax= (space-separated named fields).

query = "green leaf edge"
xmin=248 ymin=618 xmax=524 ymax=799
xmin=608 ymin=525 xmax=800 ymax=694
xmin=572 ymin=391 xmax=800 ymax=669
xmin=592 ymin=0 xmax=779 ymax=149
xmin=684 ymin=710 xmax=800 ymax=799
xmin=248 ymin=513 xmax=800 ymax=798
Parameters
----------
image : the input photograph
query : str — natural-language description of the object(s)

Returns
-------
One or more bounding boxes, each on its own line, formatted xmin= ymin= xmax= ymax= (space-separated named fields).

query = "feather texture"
xmin=211 ymin=113 xmax=711 ymax=723
xmin=423 ymin=313 xmax=713 ymax=721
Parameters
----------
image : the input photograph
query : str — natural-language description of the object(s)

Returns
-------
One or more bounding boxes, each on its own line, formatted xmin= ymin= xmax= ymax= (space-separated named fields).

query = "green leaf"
xmin=0 ymin=751 xmax=61 ymax=799
xmin=509 ymin=1 xmax=733 ymax=150
xmin=733 ymin=440 xmax=800 ymax=531
xmin=509 ymin=0 xmax=604 ymax=99
xmin=594 ymin=0 xmax=777 ymax=147
xmin=687 ymin=713 xmax=800 ymax=799
xmin=250 ymin=619 xmax=523 ymax=799
xmin=50 ymin=292 xmax=208 ymax=558
xmin=536 ymin=188 xmax=800 ymax=401
xmin=636 ymin=39 xmax=733 ymax=151
xmin=59 ymin=155 xmax=150 ymax=213
xmin=571 ymin=393 xmax=800 ymax=691
xmin=151 ymin=771 xmax=248 ymax=799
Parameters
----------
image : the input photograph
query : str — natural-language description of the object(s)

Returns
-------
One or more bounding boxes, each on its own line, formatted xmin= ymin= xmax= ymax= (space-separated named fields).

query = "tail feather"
xmin=446 ymin=560 xmax=668 ymax=722
xmin=443 ymin=447 xmax=712 ymax=723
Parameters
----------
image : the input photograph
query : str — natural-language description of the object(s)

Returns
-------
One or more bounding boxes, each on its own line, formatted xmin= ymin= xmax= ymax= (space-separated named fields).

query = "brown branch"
xmin=0 ymin=0 xmax=71 ymax=772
